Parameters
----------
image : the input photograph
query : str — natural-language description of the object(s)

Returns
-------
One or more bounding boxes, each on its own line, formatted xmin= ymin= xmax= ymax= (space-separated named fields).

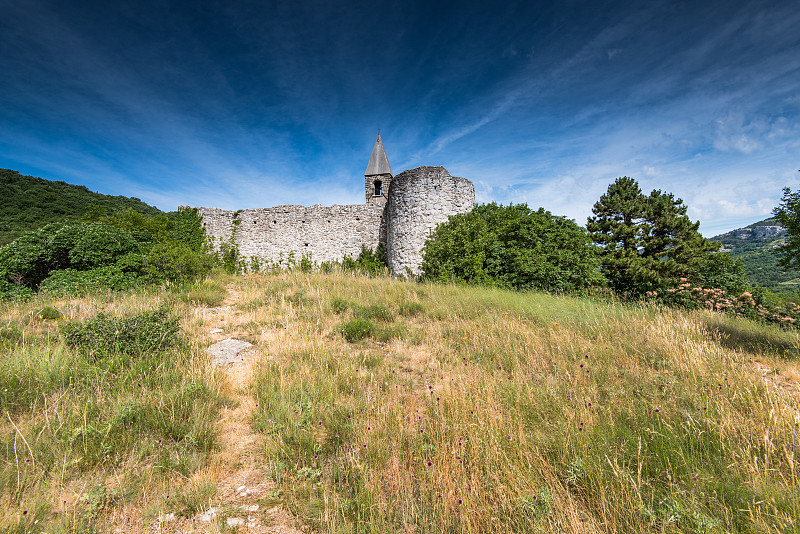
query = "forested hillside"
xmin=711 ymin=218 xmax=799 ymax=295
xmin=0 ymin=168 xmax=163 ymax=245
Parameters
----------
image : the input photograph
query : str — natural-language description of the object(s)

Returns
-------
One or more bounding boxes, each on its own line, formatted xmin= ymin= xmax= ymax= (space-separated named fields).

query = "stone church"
xmin=197 ymin=135 xmax=474 ymax=275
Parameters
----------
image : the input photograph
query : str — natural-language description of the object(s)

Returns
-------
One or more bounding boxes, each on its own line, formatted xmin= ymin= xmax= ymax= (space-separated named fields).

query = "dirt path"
xmin=149 ymin=284 xmax=304 ymax=533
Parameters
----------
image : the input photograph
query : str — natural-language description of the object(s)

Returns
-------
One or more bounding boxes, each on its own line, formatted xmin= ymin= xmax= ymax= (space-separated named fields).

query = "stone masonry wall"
xmin=385 ymin=166 xmax=475 ymax=275
xmin=197 ymin=165 xmax=475 ymax=274
xmin=197 ymin=204 xmax=386 ymax=265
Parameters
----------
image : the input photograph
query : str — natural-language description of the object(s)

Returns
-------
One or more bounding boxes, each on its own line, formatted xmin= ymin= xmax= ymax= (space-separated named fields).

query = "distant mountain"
xmin=0 ymin=168 xmax=163 ymax=246
xmin=711 ymin=218 xmax=799 ymax=294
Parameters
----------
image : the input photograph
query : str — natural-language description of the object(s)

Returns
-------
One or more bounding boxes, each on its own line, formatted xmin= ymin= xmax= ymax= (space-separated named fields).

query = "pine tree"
xmin=586 ymin=177 xmax=648 ymax=293
xmin=587 ymin=177 xmax=719 ymax=295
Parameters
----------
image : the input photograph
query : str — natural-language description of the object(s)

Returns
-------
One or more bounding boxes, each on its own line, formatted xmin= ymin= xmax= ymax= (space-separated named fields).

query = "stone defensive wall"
xmin=385 ymin=166 xmax=474 ymax=275
xmin=196 ymin=203 xmax=385 ymax=265
xmin=196 ymin=165 xmax=475 ymax=275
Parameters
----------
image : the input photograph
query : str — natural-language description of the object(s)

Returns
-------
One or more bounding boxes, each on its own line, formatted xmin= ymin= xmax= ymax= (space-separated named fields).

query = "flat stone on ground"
xmin=207 ymin=339 xmax=253 ymax=366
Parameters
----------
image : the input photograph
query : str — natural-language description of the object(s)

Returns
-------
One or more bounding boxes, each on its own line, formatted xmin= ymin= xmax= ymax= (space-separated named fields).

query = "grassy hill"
xmin=0 ymin=168 xmax=163 ymax=246
xmin=0 ymin=270 xmax=797 ymax=532
xmin=711 ymin=218 xmax=800 ymax=296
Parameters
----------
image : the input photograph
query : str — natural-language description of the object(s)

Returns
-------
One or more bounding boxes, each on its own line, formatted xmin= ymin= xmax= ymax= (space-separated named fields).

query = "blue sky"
xmin=1 ymin=0 xmax=798 ymax=236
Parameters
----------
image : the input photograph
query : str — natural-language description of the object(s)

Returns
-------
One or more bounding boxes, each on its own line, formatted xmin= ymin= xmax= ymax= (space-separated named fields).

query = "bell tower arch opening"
xmin=364 ymin=133 xmax=392 ymax=204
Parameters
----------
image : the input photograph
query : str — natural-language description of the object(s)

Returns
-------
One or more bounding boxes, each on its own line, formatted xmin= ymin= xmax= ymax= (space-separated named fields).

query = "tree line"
xmin=421 ymin=176 xmax=750 ymax=296
xmin=3 ymin=169 xmax=800 ymax=326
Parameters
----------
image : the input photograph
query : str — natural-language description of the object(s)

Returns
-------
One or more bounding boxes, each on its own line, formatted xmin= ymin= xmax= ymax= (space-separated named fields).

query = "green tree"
xmin=772 ymin=186 xmax=800 ymax=271
xmin=585 ymin=177 xmax=648 ymax=293
xmin=694 ymin=252 xmax=749 ymax=294
xmin=0 ymin=208 xmax=214 ymax=296
xmin=587 ymin=177 xmax=720 ymax=295
xmin=421 ymin=203 xmax=603 ymax=292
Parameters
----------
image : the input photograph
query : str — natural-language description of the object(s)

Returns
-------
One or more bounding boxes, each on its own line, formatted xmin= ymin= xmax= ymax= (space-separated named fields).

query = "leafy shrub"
xmin=0 ymin=208 xmax=213 ymax=298
xmin=0 ymin=226 xmax=53 ymax=287
xmin=331 ymin=297 xmax=349 ymax=314
xmin=323 ymin=244 xmax=389 ymax=276
xmin=421 ymin=203 xmax=603 ymax=292
xmin=353 ymin=304 xmax=394 ymax=321
xmin=61 ymin=307 xmax=181 ymax=360
xmin=0 ymin=276 xmax=33 ymax=300
xmin=146 ymin=241 xmax=213 ymax=282
xmin=67 ymin=224 xmax=139 ymax=269
xmin=646 ymin=280 xmax=800 ymax=327
xmin=37 ymin=306 xmax=62 ymax=320
xmin=339 ymin=319 xmax=374 ymax=342
xmin=39 ymin=266 xmax=141 ymax=295
xmin=694 ymin=252 xmax=750 ymax=294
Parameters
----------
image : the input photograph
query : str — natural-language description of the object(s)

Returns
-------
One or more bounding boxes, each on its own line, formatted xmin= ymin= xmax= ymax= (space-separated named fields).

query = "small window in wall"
xmin=373 ymin=180 xmax=382 ymax=196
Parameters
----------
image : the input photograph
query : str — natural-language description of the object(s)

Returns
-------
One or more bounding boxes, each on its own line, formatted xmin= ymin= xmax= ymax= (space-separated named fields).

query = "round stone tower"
xmin=385 ymin=165 xmax=475 ymax=276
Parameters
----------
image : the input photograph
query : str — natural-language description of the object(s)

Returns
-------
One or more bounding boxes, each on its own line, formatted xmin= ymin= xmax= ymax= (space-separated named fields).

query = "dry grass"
xmin=243 ymin=271 xmax=799 ymax=533
xmin=1 ymin=270 xmax=798 ymax=532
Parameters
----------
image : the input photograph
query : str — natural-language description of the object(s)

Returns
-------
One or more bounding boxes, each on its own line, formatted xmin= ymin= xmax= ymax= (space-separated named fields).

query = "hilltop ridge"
xmin=0 ymin=168 xmax=163 ymax=246
xmin=711 ymin=217 xmax=798 ymax=293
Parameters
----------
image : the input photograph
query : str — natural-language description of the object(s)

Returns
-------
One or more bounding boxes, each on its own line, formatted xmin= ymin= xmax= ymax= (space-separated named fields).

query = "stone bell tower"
xmin=364 ymin=133 xmax=392 ymax=204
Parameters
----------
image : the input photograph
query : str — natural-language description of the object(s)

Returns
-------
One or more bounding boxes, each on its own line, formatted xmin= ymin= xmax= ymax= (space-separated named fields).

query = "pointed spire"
xmin=365 ymin=133 xmax=392 ymax=176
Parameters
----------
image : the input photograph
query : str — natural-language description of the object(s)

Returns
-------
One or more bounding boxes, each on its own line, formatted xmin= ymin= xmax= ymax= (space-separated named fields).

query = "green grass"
xmin=172 ymin=276 xmax=228 ymax=307
xmin=244 ymin=270 xmax=799 ymax=533
xmin=0 ymin=287 xmax=225 ymax=532
xmin=2 ymin=270 xmax=799 ymax=532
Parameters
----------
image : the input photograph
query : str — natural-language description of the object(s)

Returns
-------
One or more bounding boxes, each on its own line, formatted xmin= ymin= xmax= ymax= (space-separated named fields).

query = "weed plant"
xmin=339 ymin=318 xmax=374 ymax=342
